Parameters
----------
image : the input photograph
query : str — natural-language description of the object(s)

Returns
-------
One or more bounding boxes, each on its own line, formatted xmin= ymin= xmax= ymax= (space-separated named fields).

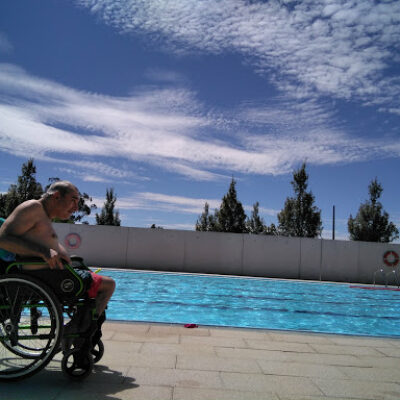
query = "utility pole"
xmin=332 ymin=205 xmax=335 ymax=240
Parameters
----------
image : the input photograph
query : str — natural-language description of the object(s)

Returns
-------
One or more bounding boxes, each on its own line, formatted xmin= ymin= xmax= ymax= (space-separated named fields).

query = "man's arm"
xmin=0 ymin=201 xmax=65 ymax=269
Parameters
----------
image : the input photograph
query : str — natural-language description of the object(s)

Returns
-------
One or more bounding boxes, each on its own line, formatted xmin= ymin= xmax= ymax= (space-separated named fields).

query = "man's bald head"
xmin=45 ymin=181 xmax=79 ymax=199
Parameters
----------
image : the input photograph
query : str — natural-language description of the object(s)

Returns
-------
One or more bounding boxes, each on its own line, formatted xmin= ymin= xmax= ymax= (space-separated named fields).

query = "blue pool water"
xmin=102 ymin=269 xmax=400 ymax=337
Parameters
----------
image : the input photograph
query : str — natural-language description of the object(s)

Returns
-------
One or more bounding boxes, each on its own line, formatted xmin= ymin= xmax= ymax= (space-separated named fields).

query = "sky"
xmin=0 ymin=0 xmax=400 ymax=240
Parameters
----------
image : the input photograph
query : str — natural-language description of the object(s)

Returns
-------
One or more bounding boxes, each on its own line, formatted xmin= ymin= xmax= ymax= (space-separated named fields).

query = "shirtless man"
xmin=0 ymin=180 xmax=115 ymax=316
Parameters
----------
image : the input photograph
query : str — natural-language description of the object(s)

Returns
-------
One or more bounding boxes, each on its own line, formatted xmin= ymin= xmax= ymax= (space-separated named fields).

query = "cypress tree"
xmin=217 ymin=178 xmax=247 ymax=233
xmin=195 ymin=202 xmax=218 ymax=231
xmin=246 ymin=202 xmax=265 ymax=234
xmin=96 ymin=188 xmax=121 ymax=226
xmin=4 ymin=159 xmax=43 ymax=216
xmin=348 ymin=178 xmax=399 ymax=242
xmin=278 ymin=163 xmax=322 ymax=238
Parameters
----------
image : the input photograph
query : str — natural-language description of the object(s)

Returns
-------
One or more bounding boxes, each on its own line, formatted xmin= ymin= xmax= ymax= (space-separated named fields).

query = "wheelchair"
xmin=0 ymin=256 xmax=105 ymax=381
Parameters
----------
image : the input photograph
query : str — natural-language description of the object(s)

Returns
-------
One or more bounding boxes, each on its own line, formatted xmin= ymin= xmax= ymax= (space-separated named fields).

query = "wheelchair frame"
xmin=0 ymin=256 xmax=104 ymax=381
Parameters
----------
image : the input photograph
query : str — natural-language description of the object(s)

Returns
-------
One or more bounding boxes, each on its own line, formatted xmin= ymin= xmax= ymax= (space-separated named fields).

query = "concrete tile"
xmin=375 ymin=346 xmax=400 ymax=357
xmin=148 ymin=324 xmax=210 ymax=337
xmin=95 ymin=352 xmax=174 ymax=373
xmin=101 ymin=339 xmax=142 ymax=351
xmin=355 ymin=355 xmax=400 ymax=368
xmin=209 ymin=327 xmax=270 ymax=340
xmin=173 ymin=387 xmax=279 ymax=400
xmin=177 ymin=354 xmax=261 ymax=373
xmin=268 ymin=331 xmax=334 ymax=344
xmin=126 ymin=366 xmax=224 ymax=389
xmin=103 ymin=321 xmax=150 ymax=334
xmin=216 ymin=347 xmax=366 ymax=366
xmin=258 ymin=360 xmax=347 ymax=379
xmin=279 ymin=396 xmax=359 ymax=400
xmin=180 ymin=335 xmax=248 ymax=347
xmin=246 ymin=339 xmax=316 ymax=353
xmin=328 ymin=336 xmax=400 ymax=348
xmin=340 ymin=366 xmax=400 ymax=383
xmin=56 ymin=384 xmax=173 ymax=400
xmin=0 ymin=371 xmax=68 ymax=400
xmin=313 ymin=378 xmax=400 ymax=399
xmin=113 ymin=331 xmax=180 ymax=344
xmin=3 ymin=321 xmax=400 ymax=400
xmin=310 ymin=343 xmax=383 ymax=356
xmin=221 ymin=372 xmax=323 ymax=396
xmin=141 ymin=342 xmax=216 ymax=356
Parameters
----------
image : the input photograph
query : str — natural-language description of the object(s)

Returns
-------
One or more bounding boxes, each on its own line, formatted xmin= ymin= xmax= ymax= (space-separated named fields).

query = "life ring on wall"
xmin=383 ymin=250 xmax=399 ymax=267
xmin=64 ymin=233 xmax=81 ymax=250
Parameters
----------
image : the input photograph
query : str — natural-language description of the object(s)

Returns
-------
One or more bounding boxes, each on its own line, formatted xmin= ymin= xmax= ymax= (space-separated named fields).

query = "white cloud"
xmin=94 ymin=191 xmax=278 ymax=218
xmin=74 ymin=0 xmax=400 ymax=114
xmin=0 ymin=63 xmax=398 ymax=181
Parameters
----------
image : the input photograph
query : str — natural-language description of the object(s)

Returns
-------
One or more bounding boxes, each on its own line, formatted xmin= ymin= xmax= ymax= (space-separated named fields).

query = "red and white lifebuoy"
xmin=64 ymin=233 xmax=81 ymax=250
xmin=383 ymin=250 xmax=399 ymax=267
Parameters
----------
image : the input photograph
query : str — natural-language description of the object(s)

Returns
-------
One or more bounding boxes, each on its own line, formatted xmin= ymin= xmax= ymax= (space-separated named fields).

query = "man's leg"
xmin=95 ymin=276 xmax=115 ymax=316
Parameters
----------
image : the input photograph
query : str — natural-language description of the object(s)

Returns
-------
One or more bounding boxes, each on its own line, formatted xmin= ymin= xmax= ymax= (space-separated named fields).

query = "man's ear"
xmin=53 ymin=191 xmax=61 ymax=200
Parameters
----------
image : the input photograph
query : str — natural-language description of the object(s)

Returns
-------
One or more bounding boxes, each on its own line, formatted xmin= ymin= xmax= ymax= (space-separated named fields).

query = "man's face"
xmin=56 ymin=189 xmax=80 ymax=219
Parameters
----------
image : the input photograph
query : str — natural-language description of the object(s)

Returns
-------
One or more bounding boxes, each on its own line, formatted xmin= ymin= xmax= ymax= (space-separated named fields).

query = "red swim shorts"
xmin=87 ymin=271 xmax=103 ymax=298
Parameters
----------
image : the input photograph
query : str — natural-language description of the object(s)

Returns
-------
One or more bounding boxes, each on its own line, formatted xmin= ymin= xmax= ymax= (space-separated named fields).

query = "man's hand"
xmin=44 ymin=249 xmax=70 ymax=269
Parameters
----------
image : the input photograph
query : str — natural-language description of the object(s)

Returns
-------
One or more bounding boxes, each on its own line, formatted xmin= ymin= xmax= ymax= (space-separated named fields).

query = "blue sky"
xmin=0 ymin=0 xmax=399 ymax=240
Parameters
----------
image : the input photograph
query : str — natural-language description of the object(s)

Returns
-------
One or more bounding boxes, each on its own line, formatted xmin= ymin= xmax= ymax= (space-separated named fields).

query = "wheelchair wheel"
xmin=62 ymin=348 xmax=93 ymax=380
xmin=91 ymin=339 xmax=104 ymax=363
xmin=0 ymin=275 xmax=63 ymax=381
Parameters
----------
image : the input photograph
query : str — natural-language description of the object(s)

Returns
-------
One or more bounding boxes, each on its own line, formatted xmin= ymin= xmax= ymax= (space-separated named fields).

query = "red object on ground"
xmin=184 ymin=324 xmax=198 ymax=328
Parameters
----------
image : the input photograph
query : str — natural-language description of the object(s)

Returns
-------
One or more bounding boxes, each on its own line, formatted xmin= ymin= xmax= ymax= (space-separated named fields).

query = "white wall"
xmin=54 ymin=223 xmax=400 ymax=284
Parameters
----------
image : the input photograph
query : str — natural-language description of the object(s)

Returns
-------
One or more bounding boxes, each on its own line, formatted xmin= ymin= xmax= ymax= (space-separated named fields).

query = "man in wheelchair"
xmin=0 ymin=180 xmax=116 ymax=380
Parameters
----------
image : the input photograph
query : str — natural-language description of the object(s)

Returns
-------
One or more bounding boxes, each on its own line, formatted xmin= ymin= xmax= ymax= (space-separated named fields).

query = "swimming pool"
xmin=102 ymin=269 xmax=400 ymax=337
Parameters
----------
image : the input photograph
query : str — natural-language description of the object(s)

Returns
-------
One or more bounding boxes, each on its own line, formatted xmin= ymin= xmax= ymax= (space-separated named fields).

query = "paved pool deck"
xmin=3 ymin=321 xmax=400 ymax=400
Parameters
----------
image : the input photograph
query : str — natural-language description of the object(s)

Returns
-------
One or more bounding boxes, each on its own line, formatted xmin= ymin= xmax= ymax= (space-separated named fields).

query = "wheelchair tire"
xmin=91 ymin=339 xmax=104 ymax=363
xmin=62 ymin=348 xmax=93 ymax=380
xmin=0 ymin=274 xmax=63 ymax=381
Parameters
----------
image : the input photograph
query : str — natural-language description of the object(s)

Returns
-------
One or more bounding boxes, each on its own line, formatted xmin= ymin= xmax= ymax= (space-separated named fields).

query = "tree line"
xmin=195 ymin=163 xmax=399 ymax=243
xmin=1 ymin=159 xmax=398 ymax=242
xmin=0 ymin=159 xmax=121 ymax=226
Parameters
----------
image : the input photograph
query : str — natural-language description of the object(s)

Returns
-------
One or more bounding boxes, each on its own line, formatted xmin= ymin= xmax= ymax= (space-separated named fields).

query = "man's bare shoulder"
xmin=4 ymin=200 xmax=47 ymax=231
xmin=14 ymin=200 xmax=45 ymax=216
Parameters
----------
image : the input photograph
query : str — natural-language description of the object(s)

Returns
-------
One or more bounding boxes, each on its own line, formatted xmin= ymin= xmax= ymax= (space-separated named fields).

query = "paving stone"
xmin=180 ymin=335 xmax=248 ymax=347
xmin=103 ymin=321 xmax=150 ymax=334
xmin=177 ymin=354 xmax=261 ymax=373
xmin=3 ymin=321 xmax=400 ymax=400
xmin=328 ymin=336 xmax=400 ymax=348
xmin=209 ymin=327 xmax=270 ymax=340
xmin=103 ymin=352 xmax=176 ymax=369
xmin=310 ymin=343 xmax=383 ymax=356
xmin=173 ymin=387 xmax=279 ymax=399
xmin=221 ymin=372 xmax=323 ymax=396
xmin=268 ymin=331 xmax=335 ymax=344
xmin=149 ymin=324 xmax=210 ymax=337
xmin=355 ymin=355 xmax=400 ymax=368
xmin=339 ymin=366 xmax=400 ymax=383
xmin=140 ymin=342 xmax=216 ymax=356
xmin=113 ymin=330 xmax=180 ymax=344
xmin=258 ymin=360 xmax=346 ymax=379
xmin=216 ymin=346 xmax=366 ymax=366
xmin=56 ymin=384 xmax=173 ymax=400
xmin=126 ymin=366 xmax=224 ymax=389
xmin=375 ymin=346 xmax=400 ymax=357
xmin=246 ymin=339 xmax=316 ymax=353
xmin=313 ymin=377 xmax=400 ymax=399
